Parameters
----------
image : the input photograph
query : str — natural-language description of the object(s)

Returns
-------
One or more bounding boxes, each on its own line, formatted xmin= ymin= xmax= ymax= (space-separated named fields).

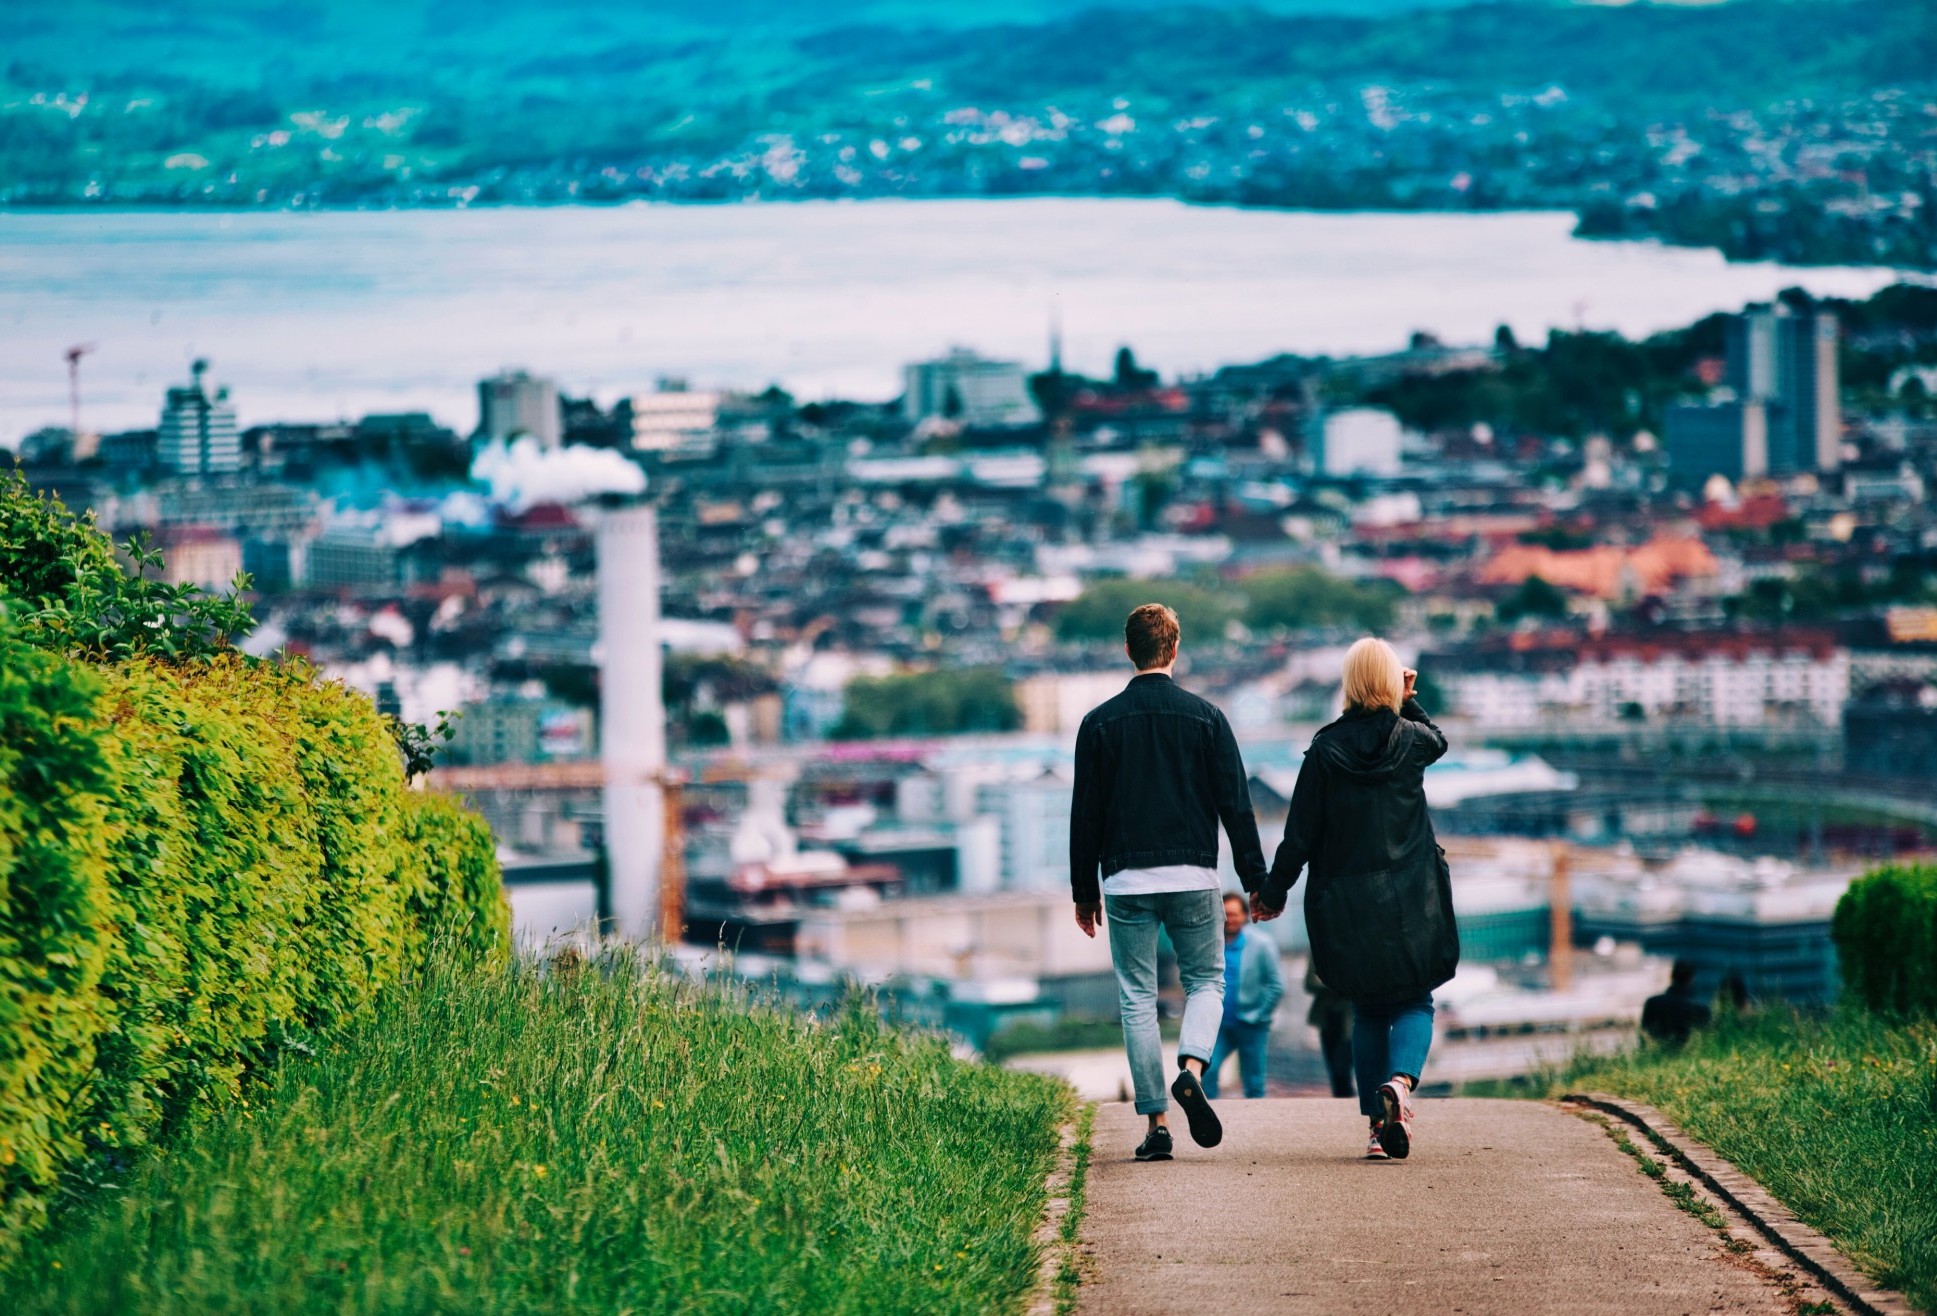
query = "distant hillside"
xmin=5 ymin=0 xmax=1492 ymax=75
xmin=2 ymin=0 xmax=1929 ymax=267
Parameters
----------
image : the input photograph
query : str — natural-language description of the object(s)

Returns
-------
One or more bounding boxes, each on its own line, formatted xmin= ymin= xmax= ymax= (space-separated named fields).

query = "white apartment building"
xmin=1448 ymin=635 xmax=1849 ymax=728
xmin=903 ymin=348 xmax=1039 ymax=427
xmin=630 ymin=388 xmax=723 ymax=451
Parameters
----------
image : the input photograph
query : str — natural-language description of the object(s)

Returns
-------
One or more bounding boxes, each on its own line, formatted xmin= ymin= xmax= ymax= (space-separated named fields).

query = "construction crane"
xmin=65 ymin=343 xmax=96 ymax=439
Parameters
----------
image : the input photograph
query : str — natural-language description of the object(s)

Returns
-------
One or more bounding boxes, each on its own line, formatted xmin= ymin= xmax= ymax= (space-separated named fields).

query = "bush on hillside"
xmin=0 ymin=470 xmax=254 ymax=660
xmin=833 ymin=667 xmax=1021 ymax=738
xmin=0 ymin=632 xmax=509 ymax=1251
xmin=1832 ymin=862 xmax=1937 ymax=1016
xmin=1054 ymin=577 xmax=1240 ymax=642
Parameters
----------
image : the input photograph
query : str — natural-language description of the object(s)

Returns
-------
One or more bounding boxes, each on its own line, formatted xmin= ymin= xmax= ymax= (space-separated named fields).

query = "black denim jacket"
xmin=1067 ymin=673 xmax=1267 ymax=905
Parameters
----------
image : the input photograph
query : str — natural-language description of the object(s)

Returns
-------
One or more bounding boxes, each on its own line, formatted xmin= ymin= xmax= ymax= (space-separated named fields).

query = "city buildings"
xmin=150 ymin=524 xmax=243 ymax=592
xmin=1310 ymin=407 xmax=1405 ymax=477
xmin=631 ymin=386 xmax=723 ymax=451
xmin=1666 ymin=299 xmax=1840 ymax=483
xmin=903 ymin=349 xmax=1039 ymax=427
xmin=477 ymin=369 xmax=562 ymax=449
xmin=14 ymin=277 xmax=1936 ymax=1037
xmin=1440 ymin=633 xmax=1850 ymax=729
xmin=157 ymin=360 xmax=241 ymax=476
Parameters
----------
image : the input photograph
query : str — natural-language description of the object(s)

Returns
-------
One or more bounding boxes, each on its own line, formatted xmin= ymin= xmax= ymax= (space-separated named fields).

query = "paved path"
xmin=1075 ymin=1097 xmax=1797 ymax=1315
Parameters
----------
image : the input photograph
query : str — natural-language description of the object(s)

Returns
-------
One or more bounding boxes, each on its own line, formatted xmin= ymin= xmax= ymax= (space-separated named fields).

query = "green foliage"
xmin=5 ymin=952 xmax=1071 ymax=1314
xmin=982 ymin=1016 xmax=1124 ymax=1063
xmin=1053 ymin=577 xmax=1238 ymax=642
xmin=1241 ymin=567 xmax=1400 ymax=634
xmin=0 ymin=471 xmax=255 ymax=661
xmin=0 ymin=634 xmax=508 ymax=1255
xmin=1728 ymin=562 xmax=1937 ymax=625
xmin=0 ymin=628 xmax=117 ymax=1250
xmin=833 ymin=667 xmax=1020 ymax=739
xmin=1362 ymin=315 xmax=1740 ymax=439
xmin=1496 ymin=575 xmax=1571 ymax=624
xmin=389 ymin=709 xmax=457 ymax=779
xmin=1526 ymin=1008 xmax=1937 ymax=1311
xmin=1055 ymin=570 xmax=1398 ymax=644
xmin=1832 ymin=863 xmax=1937 ymax=1017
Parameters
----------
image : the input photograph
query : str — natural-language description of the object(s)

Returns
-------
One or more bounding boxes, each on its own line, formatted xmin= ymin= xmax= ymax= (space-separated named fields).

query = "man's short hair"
xmin=1125 ymin=603 xmax=1180 ymax=670
xmin=1223 ymin=892 xmax=1247 ymax=909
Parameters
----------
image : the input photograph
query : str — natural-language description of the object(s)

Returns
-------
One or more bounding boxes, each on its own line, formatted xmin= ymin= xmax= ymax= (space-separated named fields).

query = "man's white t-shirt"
xmin=1102 ymin=863 xmax=1221 ymax=897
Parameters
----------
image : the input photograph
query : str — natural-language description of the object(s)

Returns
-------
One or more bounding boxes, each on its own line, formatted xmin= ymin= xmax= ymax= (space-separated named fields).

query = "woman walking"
xmin=1249 ymin=637 xmax=1458 ymax=1160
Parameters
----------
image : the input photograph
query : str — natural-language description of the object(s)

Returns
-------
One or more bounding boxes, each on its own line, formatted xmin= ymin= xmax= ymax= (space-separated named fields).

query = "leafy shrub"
xmin=0 ymin=630 xmax=509 ymax=1252
xmin=832 ymin=667 xmax=1020 ymax=738
xmin=0 ymin=470 xmax=254 ymax=660
xmin=1054 ymin=577 xmax=1239 ymax=641
xmin=1832 ymin=862 xmax=1937 ymax=1016
xmin=0 ymin=628 xmax=117 ymax=1246
xmin=1241 ymin=566 xmax=1402 ymax=633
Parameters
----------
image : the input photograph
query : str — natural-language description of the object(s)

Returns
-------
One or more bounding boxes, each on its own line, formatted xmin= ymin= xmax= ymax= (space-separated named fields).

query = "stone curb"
xmin=1563 ymin=1092 xmax=1920 ymax=1316
xmin=1024 ymin=1112 xmax=1083 ymax=1316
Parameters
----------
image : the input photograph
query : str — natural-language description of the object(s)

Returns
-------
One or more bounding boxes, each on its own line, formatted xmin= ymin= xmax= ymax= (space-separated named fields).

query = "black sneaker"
xmin=1170 ymin=1066 xmax=1223 ymax=1148
xmin=1134 ymin=1127 xmax=1174 ymax=1162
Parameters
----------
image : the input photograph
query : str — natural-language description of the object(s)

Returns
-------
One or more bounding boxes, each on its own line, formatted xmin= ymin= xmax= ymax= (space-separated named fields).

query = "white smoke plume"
xmin=470 ymin=436 xmax=647 ymax=509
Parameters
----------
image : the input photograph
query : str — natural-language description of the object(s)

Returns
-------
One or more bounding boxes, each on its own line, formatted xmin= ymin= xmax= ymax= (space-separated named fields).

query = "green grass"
xmin=1518 ymin=1009 xmax=1937 ymax=1312
xmin=1052 ymin=1104 xmax=1095 ymax=1316
xmin=2 ymin=951 xmax=1071 ymax=1315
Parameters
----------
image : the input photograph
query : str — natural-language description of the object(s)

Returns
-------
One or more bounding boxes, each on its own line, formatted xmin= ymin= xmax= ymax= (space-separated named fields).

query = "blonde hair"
xmin=1341 ymin=637 xmax=1404 ymax=714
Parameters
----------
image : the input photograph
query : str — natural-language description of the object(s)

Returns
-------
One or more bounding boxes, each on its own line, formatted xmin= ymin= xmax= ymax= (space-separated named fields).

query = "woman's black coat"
xmin=1258 ymin=697 xmax=1459 ymax=1007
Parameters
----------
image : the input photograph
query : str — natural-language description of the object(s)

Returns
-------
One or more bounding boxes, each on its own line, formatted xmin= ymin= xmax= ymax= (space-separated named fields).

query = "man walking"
xmin=1204 ymin=893 xmax=1284 ymax=1100
xmin=1070 ymin=603 xmax=1269 ymax=1161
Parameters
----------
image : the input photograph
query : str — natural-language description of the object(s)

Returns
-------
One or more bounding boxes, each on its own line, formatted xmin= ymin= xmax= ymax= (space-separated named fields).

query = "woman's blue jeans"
xmin=1351 ymin=993 xmax=1434 ymax=1119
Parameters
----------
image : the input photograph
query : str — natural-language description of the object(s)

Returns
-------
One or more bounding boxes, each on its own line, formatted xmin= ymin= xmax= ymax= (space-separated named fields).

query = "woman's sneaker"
xmin=1364 ymin=1127 xmax=1389 ymax=1160
xmin=1135 ymin=1126 xmax=1174 ymax=1162
xmin=1376 ymin=1079 xmax=1414 ymax=1160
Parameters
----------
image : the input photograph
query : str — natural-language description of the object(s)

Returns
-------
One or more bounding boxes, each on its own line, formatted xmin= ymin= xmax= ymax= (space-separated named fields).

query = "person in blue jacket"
xmin=1204 ymin=892 xmax=1285 ymax=1099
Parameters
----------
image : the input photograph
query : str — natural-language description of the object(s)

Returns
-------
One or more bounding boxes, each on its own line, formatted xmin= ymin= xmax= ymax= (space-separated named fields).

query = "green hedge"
xmin=0 ymin=634 xmax=509 ymax=1252
xmin=1832 ymin=862 xmax=1937 ymax=1016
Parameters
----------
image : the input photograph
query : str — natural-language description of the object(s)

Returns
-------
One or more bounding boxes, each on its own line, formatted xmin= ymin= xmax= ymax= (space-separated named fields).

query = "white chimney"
xmin=596 ymin=504 xmax=666 ymax=939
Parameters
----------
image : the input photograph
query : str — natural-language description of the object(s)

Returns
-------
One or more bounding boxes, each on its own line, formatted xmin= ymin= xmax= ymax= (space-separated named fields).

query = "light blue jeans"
xmin=1353 ymin=993 xmax=1435 ymax=1119
xmin=1205 ymin=1018 xmax=1270 ymax=1099
xmin=1105 ymin=889 xmax=1225 ymax=1115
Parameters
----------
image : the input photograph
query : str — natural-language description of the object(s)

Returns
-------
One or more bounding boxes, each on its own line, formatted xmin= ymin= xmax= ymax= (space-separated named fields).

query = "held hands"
xmin=1074 ymin=902 xmax=1102 ymax=939
xmin=1403 ymin=667 xmax=1418 ymax=702
xmin=1249 ymin=892 xmax=1283 ymax=924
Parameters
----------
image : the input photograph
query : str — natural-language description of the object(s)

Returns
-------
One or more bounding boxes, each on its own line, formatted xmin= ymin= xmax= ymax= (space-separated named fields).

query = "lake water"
xmin=0 ymin=199 xmax=1908 ymax=443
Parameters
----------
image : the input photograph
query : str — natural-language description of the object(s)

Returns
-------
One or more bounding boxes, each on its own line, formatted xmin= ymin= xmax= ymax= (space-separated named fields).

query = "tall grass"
xmin=1533 ymin=1009 xmax=1937 ymax=1311
xmin=4 ymin=950 xmax=1071 ymax=1315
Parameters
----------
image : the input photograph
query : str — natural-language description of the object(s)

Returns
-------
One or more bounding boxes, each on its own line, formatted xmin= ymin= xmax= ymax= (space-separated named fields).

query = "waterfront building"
xmin=157 ymin=360 xmax=241 ymax=476
xmin=903 ymin=348 xmax=1039 ymax=427
xmin=477 ymin=369 xmax=562 ymax=449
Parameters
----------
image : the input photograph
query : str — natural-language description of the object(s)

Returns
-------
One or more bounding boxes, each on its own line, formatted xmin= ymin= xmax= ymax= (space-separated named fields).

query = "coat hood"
xmin=1308 ymin=707 xmax=1411 ymax=781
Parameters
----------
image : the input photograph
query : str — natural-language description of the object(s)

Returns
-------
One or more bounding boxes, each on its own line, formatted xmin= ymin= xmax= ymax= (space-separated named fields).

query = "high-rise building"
xmin=1668 ymin=299 xmax=1839 ymax=482
xmin=1726 ymin=300 xmax=1840 ymax=474
xmin=903 ymin=348 xmax=1039 ymax=427
xmin=477 ymin=369 xmax=562 ymax=449
xmin=157 ymin=360 xmax=241 ymax=476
